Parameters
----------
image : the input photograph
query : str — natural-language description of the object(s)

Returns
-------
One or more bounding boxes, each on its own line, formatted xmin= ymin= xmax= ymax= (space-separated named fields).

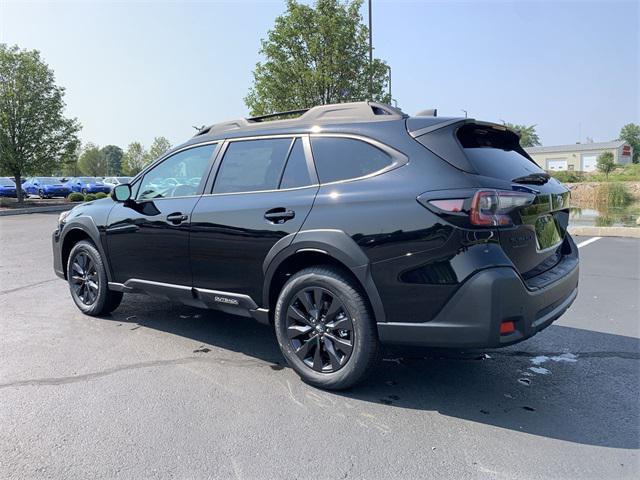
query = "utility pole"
xmin=368 ymin=0 xmax=373 ymax=99
xmin=387 ymin=65 xmax=392 ymax=103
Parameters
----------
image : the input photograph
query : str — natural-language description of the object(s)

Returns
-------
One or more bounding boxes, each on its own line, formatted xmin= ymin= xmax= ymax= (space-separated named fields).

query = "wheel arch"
xmin=60 ymin=219 xmax=112 ymax=281
xmin=263 ymin=229 xmax=386 ymax=324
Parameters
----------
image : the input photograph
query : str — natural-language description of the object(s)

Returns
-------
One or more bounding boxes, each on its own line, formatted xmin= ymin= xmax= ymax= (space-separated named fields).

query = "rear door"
xmin=190 ymin=135 xmax=318 ymax=303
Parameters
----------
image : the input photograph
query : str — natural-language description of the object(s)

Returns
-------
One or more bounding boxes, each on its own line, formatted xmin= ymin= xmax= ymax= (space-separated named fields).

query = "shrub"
xmin=67 ymin=192 xmax=85 ymax=202
xmin=550 ymin=171 xmax=585 ymax=183
xmin=95 ymin=192 xmax=108 ymax=199
xmin=84 ymin=193 xmax=97 ymax=202
xmin=597 ymin=151 xmax=615 ymax=179
xmin=595 ymin=182 xmax=632 ymax=208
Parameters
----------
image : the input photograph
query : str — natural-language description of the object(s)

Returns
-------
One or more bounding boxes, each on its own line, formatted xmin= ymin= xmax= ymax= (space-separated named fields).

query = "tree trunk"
xmin=14 ymin=173 xmax=24 ymax=203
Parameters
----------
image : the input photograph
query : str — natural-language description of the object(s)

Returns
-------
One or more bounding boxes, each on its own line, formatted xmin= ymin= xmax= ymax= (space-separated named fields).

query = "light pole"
xmin=368 ymin=0 xmax=373 ymax=99
xmin=387 ymin=65 xmax=392 ymax=104
xmin=461 ymin=109 xmax=468 ymax=118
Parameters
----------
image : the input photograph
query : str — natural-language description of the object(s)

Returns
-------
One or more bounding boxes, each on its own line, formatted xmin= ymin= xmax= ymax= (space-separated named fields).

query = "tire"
xmin=67 ymin=240 xmax=123 ymax=316
xmin=274 ymin=266 xmax=379 ymax=390
xmin=81 ymin=188 xmax=87 ymax=195
xmin=38 ymin=189 xmax=45 ymax=199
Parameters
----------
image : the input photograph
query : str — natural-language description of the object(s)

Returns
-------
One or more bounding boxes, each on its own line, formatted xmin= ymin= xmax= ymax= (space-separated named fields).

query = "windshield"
xmin=0 ymin=178 xmax=15 ymax=186
xmin=37 ymin=178 xmax=60 ymax=185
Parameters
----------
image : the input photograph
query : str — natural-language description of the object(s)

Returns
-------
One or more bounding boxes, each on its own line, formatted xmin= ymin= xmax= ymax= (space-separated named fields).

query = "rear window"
xmin=456 ymin=124 xmax=544 ymax=180
xmin=310 ymin=137 xmax=392 ymax=184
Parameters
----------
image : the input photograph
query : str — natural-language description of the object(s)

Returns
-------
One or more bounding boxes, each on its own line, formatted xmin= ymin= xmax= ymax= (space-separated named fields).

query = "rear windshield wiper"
xmin=512 ymin=173 xmax=550 ymax=185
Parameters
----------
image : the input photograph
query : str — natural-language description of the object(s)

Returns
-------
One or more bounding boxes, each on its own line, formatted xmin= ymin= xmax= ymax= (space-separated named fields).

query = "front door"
xmin=106 ymin=143 xmax=218 ymax=286
xmin=190 ymin=136 xmax=318 ymax=303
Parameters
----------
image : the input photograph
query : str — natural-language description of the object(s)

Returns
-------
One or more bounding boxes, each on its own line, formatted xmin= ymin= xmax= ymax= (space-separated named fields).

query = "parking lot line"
xmin=576 ymin=237 xmax=602 ymax=249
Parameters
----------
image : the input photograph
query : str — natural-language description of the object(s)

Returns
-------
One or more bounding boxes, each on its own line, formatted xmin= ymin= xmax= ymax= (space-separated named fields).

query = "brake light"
xmin=470 ymin=190 xmax=534 ymax=227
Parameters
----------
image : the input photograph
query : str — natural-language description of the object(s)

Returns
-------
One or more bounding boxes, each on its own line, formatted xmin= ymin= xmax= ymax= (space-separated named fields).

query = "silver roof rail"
xmin=195 ymin=101 xmax=406 ymax=137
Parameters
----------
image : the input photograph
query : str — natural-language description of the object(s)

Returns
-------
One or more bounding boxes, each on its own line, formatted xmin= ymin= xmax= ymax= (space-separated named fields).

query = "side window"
xmin=310 ymin=137 xmax=392 ymax=184
xmin=213 ymin=138 xmax=291 ymax=194
xmin=137 ymin=144 xmax=215 ymax=200
xmin=280 ymin=139 xmax=313 ymax=189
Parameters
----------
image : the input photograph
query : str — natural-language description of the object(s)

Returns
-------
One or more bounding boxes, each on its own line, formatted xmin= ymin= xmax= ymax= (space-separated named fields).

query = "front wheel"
xmin=274 ymin=266 xmax=379 ymax=390
xmin=38 ymin=189 xmax=46 ymax=199
xmin=67 ymin=240 xmax=123 ymax=316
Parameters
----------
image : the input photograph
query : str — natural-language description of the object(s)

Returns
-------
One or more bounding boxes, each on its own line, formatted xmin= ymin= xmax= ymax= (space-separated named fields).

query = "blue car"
xmin=22 ymin=177 xmax=72 ymax=198
xmin=68 ymin=177 xmax=112 ymax=194
xmin=0 ymin=177 xmax=17 ymax=197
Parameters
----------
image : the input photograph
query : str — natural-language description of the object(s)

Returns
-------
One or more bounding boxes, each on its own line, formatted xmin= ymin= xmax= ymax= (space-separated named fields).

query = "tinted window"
xmin=310 ymin=138 xmax=392 ymax=183
xmin=213 ymin=138 xmax=291 ymax=194
xmin=137 ymin=144 xmax=215 ymax=200
xmin=37 ymin=178 xmax=58 ymax=185
xmin=0 ymin=178 xmax=14 ymax=186
xmin=456 ymin=124 xmax=544 ymax=180
xmin=280 ymin=139 xmax=312 ymax=189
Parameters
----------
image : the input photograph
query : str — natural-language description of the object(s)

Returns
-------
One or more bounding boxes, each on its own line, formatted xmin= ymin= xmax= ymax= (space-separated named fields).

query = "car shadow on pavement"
xmin=105 ymin=295 xmax=639 ymax=451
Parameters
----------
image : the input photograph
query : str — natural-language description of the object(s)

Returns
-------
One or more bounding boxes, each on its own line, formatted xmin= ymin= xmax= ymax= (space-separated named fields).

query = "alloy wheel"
xmin=70 ymin=252 xmax=99 ymax=305
xmin=286 ymin=287 xmax=354 ymax=373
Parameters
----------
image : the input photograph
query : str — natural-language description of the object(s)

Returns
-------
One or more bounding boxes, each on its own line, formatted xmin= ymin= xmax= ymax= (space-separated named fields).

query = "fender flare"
xmin=262 ymin=229 xmax=387 ymax=323
xmin=60 ymin=217 xmax=113 ymax=282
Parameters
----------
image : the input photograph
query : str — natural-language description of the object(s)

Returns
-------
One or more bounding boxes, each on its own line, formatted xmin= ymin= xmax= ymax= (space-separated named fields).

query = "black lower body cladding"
xmin=375 ymin=236 xmax=579 ymax=348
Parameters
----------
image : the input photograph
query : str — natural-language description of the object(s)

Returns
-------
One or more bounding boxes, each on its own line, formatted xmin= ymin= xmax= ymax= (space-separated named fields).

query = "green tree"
xmin=618 ymin=123 xmax=640 ymax=164
xmin=147 ymin=136 xmax=172 ymax=163
xmin=245 ymin=0 xmax=391 ymax=116
xmin=597 ymin=151 xmax=615 ymax=180
xmin=502 ymin=122 xmax=542 ymax=148
xmin=122 ymin=142 xmax=148 ymax=176
xmin=101 ymin=145 xmax=124 ymax=175
xmin=78 ymin=143 xmax=108 ymax=176
xmin=0 ymin=44 xmax=80 ymax=202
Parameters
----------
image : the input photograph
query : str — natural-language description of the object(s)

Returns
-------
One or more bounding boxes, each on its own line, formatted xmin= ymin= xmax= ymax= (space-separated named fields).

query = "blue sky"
xmin=2 ymin=0 xmax=638 ymax=149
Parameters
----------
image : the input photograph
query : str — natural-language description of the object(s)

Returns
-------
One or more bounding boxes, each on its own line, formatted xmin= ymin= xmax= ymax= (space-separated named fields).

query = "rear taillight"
xmin=469 ymin=190 xmax=535 ymax=227
xmin=418 ymin=189 xmax=535 ymax=228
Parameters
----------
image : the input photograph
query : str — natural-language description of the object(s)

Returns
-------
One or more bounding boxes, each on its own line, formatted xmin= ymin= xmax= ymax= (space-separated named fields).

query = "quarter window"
xmin=137 ymin=144 xmax=215 ymax=200
xmin=310 ymin=137 xmax=392 ymax=184
xmin=280 ymin=139 xmax=313 ymax=189
xmin=213 ymin=138 xmax=292 ymax=194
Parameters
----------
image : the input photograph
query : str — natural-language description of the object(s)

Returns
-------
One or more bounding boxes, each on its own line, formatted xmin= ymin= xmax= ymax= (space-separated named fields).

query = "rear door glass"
xmin=213 ymin=138 xmax=292 ymax=194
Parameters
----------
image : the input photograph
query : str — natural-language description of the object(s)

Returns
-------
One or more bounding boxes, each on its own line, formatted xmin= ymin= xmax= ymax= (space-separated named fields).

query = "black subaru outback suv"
xmin=53 ymin=102 xmax=578 ymax=389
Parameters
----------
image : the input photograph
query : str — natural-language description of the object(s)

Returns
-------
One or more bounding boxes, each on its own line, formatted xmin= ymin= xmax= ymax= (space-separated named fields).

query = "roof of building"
xmin=525 ymin=140 xmax=627 ymax=154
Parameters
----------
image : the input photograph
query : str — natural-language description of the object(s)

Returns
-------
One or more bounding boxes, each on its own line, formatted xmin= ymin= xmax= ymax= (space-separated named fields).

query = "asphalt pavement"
xmin=1 ymin=213 xmax=638 ymax=479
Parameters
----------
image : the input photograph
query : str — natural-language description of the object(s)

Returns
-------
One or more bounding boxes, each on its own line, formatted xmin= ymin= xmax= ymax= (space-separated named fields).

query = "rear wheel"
xmin=67 ymin=240 xmax=122 ymax=316
xmin=274 ymin=266 xmax=379 ymax=390
xmin=81 ymin=188 xmax=87 ymax=195
xmin=38 ymin=189 xmax=46 ymax=199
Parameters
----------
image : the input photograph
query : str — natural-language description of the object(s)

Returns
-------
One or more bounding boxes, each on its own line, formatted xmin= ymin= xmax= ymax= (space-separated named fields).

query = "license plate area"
xmin=534 ymin=214 xmax=562 ymax=251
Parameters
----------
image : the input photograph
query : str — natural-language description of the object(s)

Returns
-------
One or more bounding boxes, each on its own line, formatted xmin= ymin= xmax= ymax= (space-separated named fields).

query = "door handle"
xmin=166 ymin=212 xmax=189 ymax=225
xmin=264 ymin=207 xmax=295 ymax=224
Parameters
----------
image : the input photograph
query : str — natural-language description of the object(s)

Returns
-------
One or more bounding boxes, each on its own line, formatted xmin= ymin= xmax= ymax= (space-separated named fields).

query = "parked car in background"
xmin=22 ymin=177 xmax=72 ymax=198
xmin=0 ymin=177 xmax=17 ymax=197
xmin=102 ymin=177 xmax=131 ymax=190
xmin=68 ymin=177 xmax=112 ymax=194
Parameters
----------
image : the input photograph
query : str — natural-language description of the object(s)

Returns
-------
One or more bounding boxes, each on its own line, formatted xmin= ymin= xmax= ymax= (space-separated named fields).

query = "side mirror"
xmin=112 ymin=183 xmax=132 ymax=202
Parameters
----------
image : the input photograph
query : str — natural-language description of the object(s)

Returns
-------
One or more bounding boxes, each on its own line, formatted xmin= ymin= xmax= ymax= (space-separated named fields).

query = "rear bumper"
xmin=377 ymin=254 xmax=579 ymax=349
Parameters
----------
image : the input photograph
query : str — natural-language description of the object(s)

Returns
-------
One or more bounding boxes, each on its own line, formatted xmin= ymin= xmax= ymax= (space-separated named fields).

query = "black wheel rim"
xmin=286 ymin=287 xmax=354 ymax=373
xmin=70 ymin=252 xmax=99 ymax=305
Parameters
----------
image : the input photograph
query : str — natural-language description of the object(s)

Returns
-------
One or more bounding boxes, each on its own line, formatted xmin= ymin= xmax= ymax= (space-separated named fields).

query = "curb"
xmin=0 ymin=205 xmax=73 ymax=217
xmin=569 ymin=226 xmax=640 ymax=239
